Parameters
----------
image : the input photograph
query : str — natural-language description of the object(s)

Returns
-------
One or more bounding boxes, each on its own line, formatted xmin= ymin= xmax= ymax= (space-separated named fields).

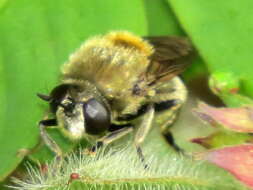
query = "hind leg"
xmin=153 ymin=77 xmax=187 ymax=151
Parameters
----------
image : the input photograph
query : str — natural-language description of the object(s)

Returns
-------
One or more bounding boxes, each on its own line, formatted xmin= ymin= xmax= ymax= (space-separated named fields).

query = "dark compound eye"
xmin=83 ymin=99 xmax=110 ymax=135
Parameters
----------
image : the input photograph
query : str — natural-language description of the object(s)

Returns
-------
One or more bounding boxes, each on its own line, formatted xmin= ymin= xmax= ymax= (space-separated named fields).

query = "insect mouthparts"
xmin=60 ymin=102 xmax=76 ymax=113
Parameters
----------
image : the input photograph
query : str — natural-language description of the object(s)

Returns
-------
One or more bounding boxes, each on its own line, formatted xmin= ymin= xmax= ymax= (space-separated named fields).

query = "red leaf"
xmin=200 ymin=144 xmax=253 ymax=188
xmin=191 ymin=136 xmax=212 ymax=149
xmin=194 ymin=102 xmax=253 ymax=133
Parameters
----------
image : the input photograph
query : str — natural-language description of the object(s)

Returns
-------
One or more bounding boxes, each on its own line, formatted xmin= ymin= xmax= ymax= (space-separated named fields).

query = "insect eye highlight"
xmin=83 ymin=99 xmax=110 ymax=135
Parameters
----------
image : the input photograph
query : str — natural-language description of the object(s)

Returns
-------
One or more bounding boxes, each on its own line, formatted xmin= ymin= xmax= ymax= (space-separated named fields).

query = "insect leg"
xmin=134 ymin=105 xmax=155 ymax=168
xmin=154 ymin=77 xmax=187 ymax=152
xmin=88 ymin=126 xmax=133 ymax=153
xmin=153 ymin=77 xmax=187 ymax=112
xmin=163 ymin=131 xmax=183 ymax=152
xmin=39 ymin=119 xmax=63 ymax=161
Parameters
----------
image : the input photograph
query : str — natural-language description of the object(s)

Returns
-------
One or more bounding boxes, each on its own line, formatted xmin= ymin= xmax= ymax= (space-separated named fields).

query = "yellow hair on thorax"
xmin=105 ymin=31 xmax=154 ymax=56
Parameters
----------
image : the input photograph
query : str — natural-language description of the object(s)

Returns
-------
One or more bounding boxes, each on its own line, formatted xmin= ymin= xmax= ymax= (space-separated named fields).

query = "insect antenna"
xmin=37 ymin=93 xmax=51 ymax=101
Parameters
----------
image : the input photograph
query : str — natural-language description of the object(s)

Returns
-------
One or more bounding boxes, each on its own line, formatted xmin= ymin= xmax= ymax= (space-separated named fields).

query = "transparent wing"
xmin=144 ymin=36 xmax=193 ymax=84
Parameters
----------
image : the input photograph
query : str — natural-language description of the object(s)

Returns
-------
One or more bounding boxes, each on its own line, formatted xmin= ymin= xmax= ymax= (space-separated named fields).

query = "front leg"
xmin=134 ymin=105 xmax=155 ymax=168
xmin=39 ymin=119 xmax=63 ymax=162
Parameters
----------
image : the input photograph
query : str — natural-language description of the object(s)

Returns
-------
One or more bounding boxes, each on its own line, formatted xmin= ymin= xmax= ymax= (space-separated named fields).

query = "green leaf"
xmin=11 ymin=138 xmax=249 ymax=190
xmin=209 ymin=72 xmax=253 ymax=106
xmin=0 ymin=0 xmax=7 ymax=10
xmin=168 ymin=0 xmax=253 ymax=100
xmin=143 ymin=0 xmax=183 ymax=36
xmin=0 ymin=0 xmax=147 ymax=181
xmin=191 ymin=131 xmax=253 ymax=149
xmin=10 ymin=150 xmax=247 ymax=190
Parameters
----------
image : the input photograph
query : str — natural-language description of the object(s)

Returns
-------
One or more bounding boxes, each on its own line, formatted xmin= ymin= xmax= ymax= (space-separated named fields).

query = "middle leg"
xmin=87 ymin=126 xmax=133 ymax=154
xmin=134 ymin=105 xmax=155 ymax=168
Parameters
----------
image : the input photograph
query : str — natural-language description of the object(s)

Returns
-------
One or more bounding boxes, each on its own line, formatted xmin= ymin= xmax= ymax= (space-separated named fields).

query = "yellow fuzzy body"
xmin=62 ymin=31 xmax=156 ymax=119
xmin=38 ymin=31 xmax=191 ymax=161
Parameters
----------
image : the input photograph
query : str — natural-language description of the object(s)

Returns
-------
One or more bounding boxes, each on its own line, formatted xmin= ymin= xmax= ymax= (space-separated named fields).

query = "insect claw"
xmin=144 ymin=164 xmax=150 ymax=170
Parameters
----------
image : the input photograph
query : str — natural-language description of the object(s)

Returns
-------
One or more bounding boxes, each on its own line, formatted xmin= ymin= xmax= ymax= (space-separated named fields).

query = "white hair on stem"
xmin=9 ymin=145 xmax=248 ymax=190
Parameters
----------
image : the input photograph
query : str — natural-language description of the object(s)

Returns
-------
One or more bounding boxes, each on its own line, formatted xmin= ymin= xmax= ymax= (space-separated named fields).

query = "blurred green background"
xmin=0 ymin=0 xmax=253 ymax=189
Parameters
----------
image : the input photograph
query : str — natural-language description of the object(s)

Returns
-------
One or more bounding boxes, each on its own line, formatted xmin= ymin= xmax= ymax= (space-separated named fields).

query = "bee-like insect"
xmin=38 ymin=31 xmax=192 ymax=165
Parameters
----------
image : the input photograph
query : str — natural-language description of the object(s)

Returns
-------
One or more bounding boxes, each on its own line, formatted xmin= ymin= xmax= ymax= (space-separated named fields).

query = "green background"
xmin=0 ymin=0 xmax=252 ymax=189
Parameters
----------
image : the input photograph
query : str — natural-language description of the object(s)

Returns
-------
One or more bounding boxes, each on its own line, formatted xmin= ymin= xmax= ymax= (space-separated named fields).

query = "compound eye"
xmin=83 ymin=99 xmax=110 ymax=135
